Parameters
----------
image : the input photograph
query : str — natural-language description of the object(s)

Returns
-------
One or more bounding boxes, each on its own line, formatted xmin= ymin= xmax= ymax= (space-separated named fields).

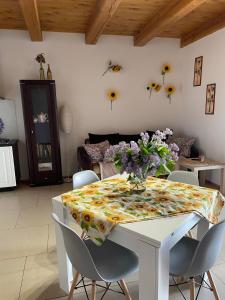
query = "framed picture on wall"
xmin=205 ymin=83 xmax=216 ymax=115
xmin=193 ymin=56 xmax=203 ymax=86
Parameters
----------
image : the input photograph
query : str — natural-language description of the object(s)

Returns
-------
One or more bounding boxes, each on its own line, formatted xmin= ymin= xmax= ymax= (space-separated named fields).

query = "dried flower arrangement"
xmin=35 ymin=53 xmax=46 ymax=80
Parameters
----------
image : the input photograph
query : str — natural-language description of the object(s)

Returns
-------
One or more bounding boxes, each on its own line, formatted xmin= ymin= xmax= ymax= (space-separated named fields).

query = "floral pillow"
xmin=84 ymin=140 xmax=110 ymax=162
xmin=167 ymin=136 xmax=195 ymax=158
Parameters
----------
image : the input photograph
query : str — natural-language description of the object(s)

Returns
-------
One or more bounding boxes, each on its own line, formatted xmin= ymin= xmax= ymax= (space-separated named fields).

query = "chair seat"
xmin=170 ymin=236 xmax=199 ymax=277
xmin=85 ymin=239 xmax=139 ymax=282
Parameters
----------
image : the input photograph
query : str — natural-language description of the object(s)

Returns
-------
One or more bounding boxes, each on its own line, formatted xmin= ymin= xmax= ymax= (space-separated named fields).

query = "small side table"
xmin=177 ymin=157 xmax=225 ymax=194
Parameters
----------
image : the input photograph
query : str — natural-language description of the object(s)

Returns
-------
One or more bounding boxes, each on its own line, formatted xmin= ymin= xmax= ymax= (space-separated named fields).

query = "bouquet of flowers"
xmin=105 ymin=128 xmax=179 ymax=190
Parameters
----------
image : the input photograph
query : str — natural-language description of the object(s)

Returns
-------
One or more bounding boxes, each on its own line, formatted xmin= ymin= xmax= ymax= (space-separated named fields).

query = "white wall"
xmin=0 ymin=30 xmax=182 ymax=179
xmin=180 ymin=28 xmax=225 ymax=183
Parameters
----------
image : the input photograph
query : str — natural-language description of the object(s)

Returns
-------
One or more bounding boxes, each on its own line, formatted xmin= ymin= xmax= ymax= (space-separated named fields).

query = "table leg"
xmin=220 ymin=168 xmax=225 ymax=195
xmin=197 ymin=218 xmax=210 ymax=241
xmin=52 ymin=198 xmax=73 ymax=294
xmin=138 ymin=240 xmax=170 ymax=300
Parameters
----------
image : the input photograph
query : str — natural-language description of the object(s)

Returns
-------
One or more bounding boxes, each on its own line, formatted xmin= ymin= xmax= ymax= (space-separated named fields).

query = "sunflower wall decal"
xmin=107 ymin=89 xmax=119 ymax=110
xmin=102 ymin=61 xmax=122 ymax=76
xmin=165 ymin=85 xmax=176 ymax=104
xmin=161 ymin=63 xmax=171 ymax=84
xmin=146 ymin=82 xmax=162 ymax=99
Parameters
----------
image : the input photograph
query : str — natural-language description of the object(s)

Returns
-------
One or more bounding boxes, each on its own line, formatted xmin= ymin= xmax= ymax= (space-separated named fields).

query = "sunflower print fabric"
xmin=61 ymin=177 xmax=224 ymax=246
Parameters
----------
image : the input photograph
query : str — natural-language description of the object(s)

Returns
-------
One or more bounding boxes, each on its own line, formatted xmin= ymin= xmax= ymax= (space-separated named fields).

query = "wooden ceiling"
xmin=1 ymin=0 xmax=225 ymax=47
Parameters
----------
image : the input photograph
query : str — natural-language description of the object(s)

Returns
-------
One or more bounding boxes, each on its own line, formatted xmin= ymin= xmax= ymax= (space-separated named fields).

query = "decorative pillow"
xmin=167 ymin=136 xmax=196 ymax=158
xmin=88 ymin=133 xmax=119 ymax=145
xmin=84 ymin=140 xmax=110 ymax=162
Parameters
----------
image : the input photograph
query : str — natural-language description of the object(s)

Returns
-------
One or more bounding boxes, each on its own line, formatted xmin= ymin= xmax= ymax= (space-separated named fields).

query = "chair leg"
xmin=207 ymin=271 xmax=220 ymax=300
xmin=120 ymin=279 xmax=132 ymax=300
xmin=91 ymin=280 xmax=96 ymax=300
xmin=190 ymin=278 xmax=195 ymax=300
xmin=68 ymin=272 xmax=80 ymax=300
xmin=68 ymin=231 xmax=85 ymax=300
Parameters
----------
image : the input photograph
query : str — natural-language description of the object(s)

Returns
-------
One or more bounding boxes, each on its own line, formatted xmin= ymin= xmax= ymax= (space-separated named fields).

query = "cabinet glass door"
xmin=30 ymin=86 xmax=53 ymax=172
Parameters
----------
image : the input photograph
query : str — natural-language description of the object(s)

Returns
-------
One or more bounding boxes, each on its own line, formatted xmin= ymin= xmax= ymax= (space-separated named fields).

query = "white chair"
xmin=52 ymin=213 xmax=138 ymax=300
xmin=170 ymin=220 xmax=225 ymax=300
xmin=73 ymin=170 xmax=100 ymax=189
xmin=168 ymin=170 xmax=199 ymax=186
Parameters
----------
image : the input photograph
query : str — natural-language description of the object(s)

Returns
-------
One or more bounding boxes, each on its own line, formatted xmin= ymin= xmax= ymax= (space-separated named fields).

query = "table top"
xmin=53 ymin=194 xmax=201 ymax=247
xmin=53 ymin=175 xmax=225 ymax=246
xmin=178 ymin=157 xmax=225 ymax=169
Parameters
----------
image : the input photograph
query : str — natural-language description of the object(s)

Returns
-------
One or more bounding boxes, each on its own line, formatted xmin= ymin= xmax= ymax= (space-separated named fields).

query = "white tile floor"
xmin=0 ymin=183 xmax=225 ymax=300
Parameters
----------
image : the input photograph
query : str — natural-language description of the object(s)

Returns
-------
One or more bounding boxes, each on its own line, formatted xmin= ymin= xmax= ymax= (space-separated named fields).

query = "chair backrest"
xmin=52 ymin=213 xmax=102 ymax=281
xmin=168 ymin=170 xmax=199 ymax=186
xmin=186 ymin=219 xmax=225 ymax=277
xmin=73 ymin=170 xmax=100 ymax=189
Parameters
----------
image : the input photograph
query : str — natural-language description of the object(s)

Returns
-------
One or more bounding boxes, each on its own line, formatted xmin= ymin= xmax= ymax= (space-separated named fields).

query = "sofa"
xmin=77 ymin=132 xmax=199 ymax=179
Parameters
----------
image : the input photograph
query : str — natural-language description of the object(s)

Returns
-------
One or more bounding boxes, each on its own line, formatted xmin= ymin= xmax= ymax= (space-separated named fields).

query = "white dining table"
xmin=52 ymin=188 xmax=210 ymax=300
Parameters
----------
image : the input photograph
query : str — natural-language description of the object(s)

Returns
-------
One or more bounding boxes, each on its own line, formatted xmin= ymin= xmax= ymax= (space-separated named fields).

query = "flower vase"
xmin=40 ymin=62 xmax=45 ymax=80
xmin=128 ymin=175 xmax=146 ymax=194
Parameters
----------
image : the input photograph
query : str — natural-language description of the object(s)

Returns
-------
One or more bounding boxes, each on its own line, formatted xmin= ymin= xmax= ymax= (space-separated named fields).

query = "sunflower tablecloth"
xmin=61 ymin=176 xmax=225 ymax=245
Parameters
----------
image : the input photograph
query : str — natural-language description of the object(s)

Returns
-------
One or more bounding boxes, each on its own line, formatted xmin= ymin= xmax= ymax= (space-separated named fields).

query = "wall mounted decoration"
xmin=205 ymin=83 xmax=216 ymax=115
xmin=35 ymin=53 xmax=46 ymax=80
xmin=107 ymin=89 xmax=119 ymax=110
xmin=146 ymin=82 xmax=161 ymax=98
xmin=102 ymin=61 xmax=122 ymax=76
xmin=165 ymin=85 xmax=176 ymax=104
xmin=161 ymin=64 xmax=171 ymax=84
xmin=0 ymin=118 xmax=4 ymax=136
xmin=193 ymin=56 xmax=203 ymax=86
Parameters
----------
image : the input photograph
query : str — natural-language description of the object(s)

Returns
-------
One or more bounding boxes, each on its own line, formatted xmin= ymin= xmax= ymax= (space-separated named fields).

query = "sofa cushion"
xmin=167 ymin=136 xmax=196 ymax=158
xmin=83 ymin=140 xmax=110 ymax=162
xmin=88 ymin=133 xmax=119 ymax=145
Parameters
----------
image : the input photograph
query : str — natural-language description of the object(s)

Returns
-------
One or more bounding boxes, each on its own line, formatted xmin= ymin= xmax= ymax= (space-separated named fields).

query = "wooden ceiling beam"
xmin=181 ymin=11 xmax=225 ymax=47
xmin=134 ymin=0 xmax=207 ymax=47
xmin=19 ymin=0 xmax=42 ymax=41
xmin=85 ymin=0 xmax=121 ymax=44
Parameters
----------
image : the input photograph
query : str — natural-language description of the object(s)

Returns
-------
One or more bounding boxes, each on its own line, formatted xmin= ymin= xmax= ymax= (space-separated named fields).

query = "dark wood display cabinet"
xmin=20 ymin=80 xmax=62 ymax=186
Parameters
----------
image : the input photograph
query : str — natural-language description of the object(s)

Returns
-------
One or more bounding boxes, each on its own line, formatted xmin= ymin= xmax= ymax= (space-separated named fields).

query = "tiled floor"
xmin=0 ymin=183 xmax=225 ymax=300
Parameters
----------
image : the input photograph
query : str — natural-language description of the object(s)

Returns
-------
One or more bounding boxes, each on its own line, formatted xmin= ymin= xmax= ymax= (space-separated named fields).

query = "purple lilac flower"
xmin=140 ymin=132 xmax=149 ymax=146
xmin=149 ymin=154 xmax=161 ymax=167
xmin=155 ymin=130 xmax=166 ymax=140
xmin=168 ymin=143 xmax=179 ymax=152
xmin=130 ymin=141 xmax=140 ymax=155
xmin=163 ymin=128 xmax=173 ymax=136
xmin=171 ymin=151 xmax=179 ymax=161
